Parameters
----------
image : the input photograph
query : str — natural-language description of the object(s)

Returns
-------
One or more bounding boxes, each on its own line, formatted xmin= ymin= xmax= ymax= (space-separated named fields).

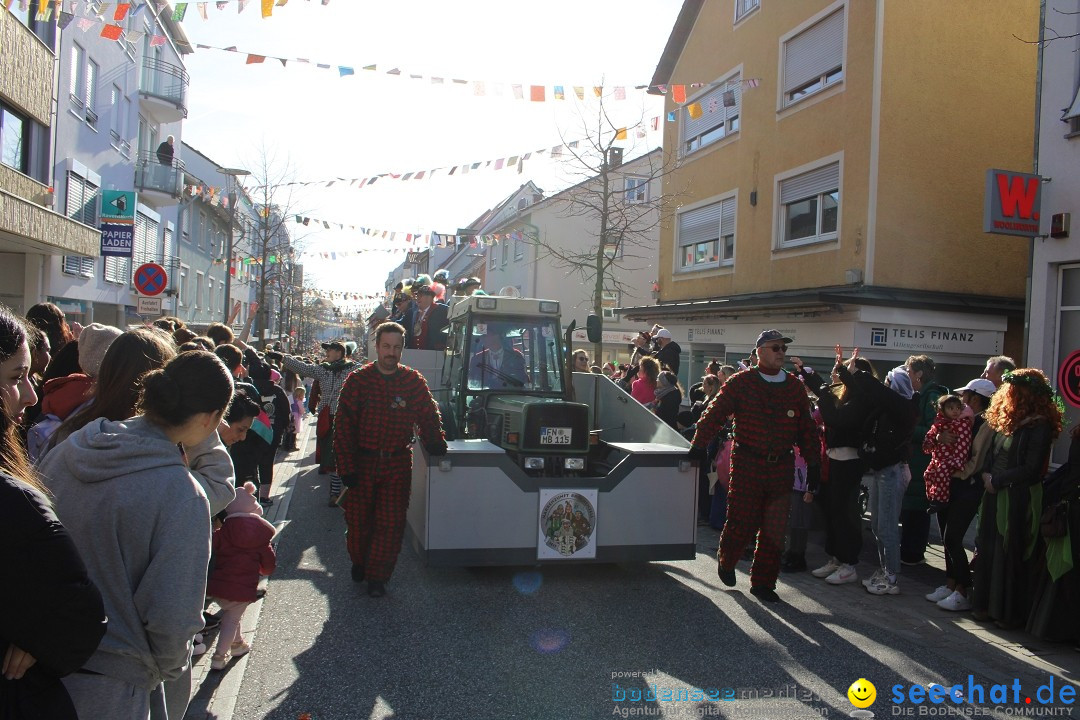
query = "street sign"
xmin=100 ymin=190 xmax=136 ymax=258
xmin=134 ymin=262 xmax=168 ymax=296
xmin=1058 ymin=349 xmax=1080 ymax=408
xmin=136 ymin=296 xmax=162 ymax=315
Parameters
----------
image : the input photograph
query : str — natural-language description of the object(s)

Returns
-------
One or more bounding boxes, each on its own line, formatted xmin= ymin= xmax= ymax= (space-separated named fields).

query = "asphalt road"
xmin=186 ymin=421 xmax=1080 ymax=720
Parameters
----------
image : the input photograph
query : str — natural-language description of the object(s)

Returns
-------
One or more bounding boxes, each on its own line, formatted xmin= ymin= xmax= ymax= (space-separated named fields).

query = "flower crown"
xmin=1000 ymin=370 xmax=1052 ymax=397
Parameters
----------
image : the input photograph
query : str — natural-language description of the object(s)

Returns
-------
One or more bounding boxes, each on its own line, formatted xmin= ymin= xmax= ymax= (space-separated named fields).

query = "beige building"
xmin=621 ymin=0 xmax=1038 ymax=389
xmin=0 ymin=7 xmax=100 ymax=314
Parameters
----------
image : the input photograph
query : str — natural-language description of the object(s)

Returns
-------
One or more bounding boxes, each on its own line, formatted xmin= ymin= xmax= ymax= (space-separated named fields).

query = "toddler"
xmin=285 ymin=385 xmax=306 ymax=450
xmin=207 ymin=482 xmax=277 ymax=670
xmin=922 ymin=394 xmax=973 ymax=514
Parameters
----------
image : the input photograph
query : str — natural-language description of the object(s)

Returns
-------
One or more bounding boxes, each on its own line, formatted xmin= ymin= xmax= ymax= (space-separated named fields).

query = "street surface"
xmin=185 ymin=419 xmax=1080 ymax=720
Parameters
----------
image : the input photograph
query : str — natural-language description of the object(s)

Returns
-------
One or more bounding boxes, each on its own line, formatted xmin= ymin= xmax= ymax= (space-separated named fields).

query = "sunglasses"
xmin=764 ymin=344 xmax=788 ymax=353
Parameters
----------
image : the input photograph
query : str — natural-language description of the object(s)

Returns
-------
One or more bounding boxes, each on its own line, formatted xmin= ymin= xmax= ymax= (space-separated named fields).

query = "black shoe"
xmin=202 ymin=611 xmax=222 ymax=630
xmin=351 ymin=564 xmax=365 ymax=583
xmin=717 ymin=562 xmax=736 ymax=587
xmin=751 ymin=586 xmax=781 ymax=603
xmin=780 ymin=556 xmax=807 ymax=573
xmin=367 ymin=580 xmax=386 ymax=598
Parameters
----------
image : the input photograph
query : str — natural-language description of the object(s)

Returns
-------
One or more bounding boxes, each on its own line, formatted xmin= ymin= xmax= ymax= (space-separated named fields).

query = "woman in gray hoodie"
xmin=38 ymin=350 xmax=234 ymax=720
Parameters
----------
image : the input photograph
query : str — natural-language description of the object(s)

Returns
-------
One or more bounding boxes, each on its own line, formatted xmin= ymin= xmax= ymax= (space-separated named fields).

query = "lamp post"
xmin=217 ymin=167 xmax=250 ymax=324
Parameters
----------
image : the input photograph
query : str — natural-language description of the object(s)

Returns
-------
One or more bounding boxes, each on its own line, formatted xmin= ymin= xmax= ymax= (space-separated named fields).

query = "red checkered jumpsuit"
xmin=334 ymin=363 xmax=446 ymax=582
xmin=921 ymin=413 xmax=972 ymax=504
xmin=691 ymin=369 xmax=819 ymax=591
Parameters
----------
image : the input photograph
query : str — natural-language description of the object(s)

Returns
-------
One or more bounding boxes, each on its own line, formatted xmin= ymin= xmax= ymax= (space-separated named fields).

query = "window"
xmin=501 ymin=237 xmax=508 ymax=265
xmin=0 ymin=104 xmax=28 ymax=174
xmin=85 ymin=60 xmax=98 ymax=128
xmin=625 ymin=177 xmax=648 ymax=204
xmin=178 ymin=265 xmax=189 ymax=306
xmin=680 ymin=76 xmax=741 ymax=155
xmin=63 ymin=172 xmax=98 ymax=278
xmin=678 ymin=196 xmax=736 ymax=270
xmin=514 ymin=232 xmax=524 ymax=260
xmin=778 ymin=161 xmax=839 ymax=248
xmin=782 ymin=8 xmax=845 ymax=108
xmin=69 ymin=44 xmax=84 ymax=108
xmin=489 ymin=246 xmax=496 ymax=270
xmin=735 ymin=0 xmax=760 ymax=22
xmin=109 ymin=85 xmax=130 ymax=155
xmin=104 ymin=255 xmax=130 ymax=284
xmin=129 ymin=211 xmax=159 ymax=285
xmin=602 ymin=289 xmax=619 ymax=319
xmin=207 ymin=278 xmax=215 ymax=315
xmin=1054 ymin=265 xmax=1080 ymax=464
xmin=195 ymin=271 xmax=205 ymax=309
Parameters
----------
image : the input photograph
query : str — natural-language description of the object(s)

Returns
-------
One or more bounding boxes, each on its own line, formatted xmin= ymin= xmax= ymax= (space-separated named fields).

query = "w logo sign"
xmin=984 ymin=169 xmax=1042 ymax=237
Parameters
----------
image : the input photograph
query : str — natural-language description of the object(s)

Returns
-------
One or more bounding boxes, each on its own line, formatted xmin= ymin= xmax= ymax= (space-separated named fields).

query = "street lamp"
xmin=217 ymin=167 xmax=250 ymax=324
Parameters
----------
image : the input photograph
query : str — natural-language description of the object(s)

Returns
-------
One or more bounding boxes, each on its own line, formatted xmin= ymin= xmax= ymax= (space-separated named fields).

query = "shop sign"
xmin=984 ymin=169 xmax=1041 ymax=237
xmin=1058 ymin=349 xmax=1080 ymax=408
xmin=857 ymin=323 xmax=1001 ymax=355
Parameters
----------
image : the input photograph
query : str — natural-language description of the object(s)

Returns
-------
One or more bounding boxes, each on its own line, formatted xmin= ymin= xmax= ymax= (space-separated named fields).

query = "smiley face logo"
xmin=847 ymin=678 xmax=876 ymax=708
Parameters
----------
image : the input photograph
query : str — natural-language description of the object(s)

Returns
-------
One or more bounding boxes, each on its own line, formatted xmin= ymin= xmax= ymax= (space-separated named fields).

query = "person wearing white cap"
xmin=925 ymin=378 xmax=995 ymax=611
xmin=633 ymin=326 xmax=682 ymax=375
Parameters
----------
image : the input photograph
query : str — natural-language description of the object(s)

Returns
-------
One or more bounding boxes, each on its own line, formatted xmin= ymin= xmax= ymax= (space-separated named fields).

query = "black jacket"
xmin=803 ymin=370 xmax=873 ymax=450
xmin=1 ymin=472 xmax=106 ymax=719
xmin=654 ymin=341 xmax=682 ymax=375
xmin=838 ymin=365 xmax=918 ymax=470
xmin=982 ymin=419 xmax=1053 ymax=490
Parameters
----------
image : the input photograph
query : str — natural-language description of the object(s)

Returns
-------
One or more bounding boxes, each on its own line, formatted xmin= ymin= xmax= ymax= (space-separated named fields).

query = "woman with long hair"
xmin=653 ymin=370 xmax=683 ymax=428
xmin=794 ymin=349 xmax=877 ymax=583
xmin=631 ymin=356 xmax=660 ymax=407
xmin=970 ymin=368 xmax=1062 ymax=628
xmin=37 ymin=351 xmax=235 ymax=719
xmin=0 ymin=304 xmax=106 ymax=719
xmin=45 ymin=327 xmax=176 ymax=453
xmin=25 ymin=302 xmax=73 ymax=359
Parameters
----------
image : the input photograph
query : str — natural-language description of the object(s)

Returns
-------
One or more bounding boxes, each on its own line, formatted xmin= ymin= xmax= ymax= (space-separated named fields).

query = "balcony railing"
xmin=134 ymin=151 xmax=184 ymax=200
xmin=139 ymin=57 xmax=189 ymax=118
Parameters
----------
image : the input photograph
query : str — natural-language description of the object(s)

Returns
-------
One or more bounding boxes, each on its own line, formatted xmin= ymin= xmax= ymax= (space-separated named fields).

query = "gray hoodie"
xmin=37 ymin=416 xmax=212 ymax=690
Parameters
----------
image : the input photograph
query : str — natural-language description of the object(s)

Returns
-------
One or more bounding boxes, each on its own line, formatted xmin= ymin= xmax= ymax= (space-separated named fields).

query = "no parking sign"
xmin=1058 ymin=349 xmax=1080 ymax=408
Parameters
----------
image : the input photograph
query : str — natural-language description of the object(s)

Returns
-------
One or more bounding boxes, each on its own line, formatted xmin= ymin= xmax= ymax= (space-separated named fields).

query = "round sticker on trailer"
xmin=1059 ymin=349 xmax=1080 ymax=408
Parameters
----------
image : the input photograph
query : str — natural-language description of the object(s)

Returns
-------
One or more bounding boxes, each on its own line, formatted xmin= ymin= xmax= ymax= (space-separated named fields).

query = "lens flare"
xmin=512 ymin=571 xmax=543 ymax=595
xmin=529 ymin=628 xmax=570 ymax=654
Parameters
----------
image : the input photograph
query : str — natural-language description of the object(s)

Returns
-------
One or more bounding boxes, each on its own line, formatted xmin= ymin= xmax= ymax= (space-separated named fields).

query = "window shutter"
xmin=780 ymin=162 xmax=840 ymax=204
xmin=720 ymin=197 xmax=736 ymax=238
xmin=784 ymin=10 xmax=844 ymax=93
xmin=679 ymin=202 xmax=724 ymax=246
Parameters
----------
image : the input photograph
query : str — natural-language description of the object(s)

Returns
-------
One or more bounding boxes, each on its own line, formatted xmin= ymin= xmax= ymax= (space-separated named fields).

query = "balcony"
xmin=134 ymin=151 xmax=184 ymax=205
xmin=138 ymin=57 xmax=189 ymax=122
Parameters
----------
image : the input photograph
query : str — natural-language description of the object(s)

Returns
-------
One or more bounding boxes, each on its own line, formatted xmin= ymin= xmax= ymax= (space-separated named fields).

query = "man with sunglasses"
xmin=688 ymin=329 xmax=820 ymax=603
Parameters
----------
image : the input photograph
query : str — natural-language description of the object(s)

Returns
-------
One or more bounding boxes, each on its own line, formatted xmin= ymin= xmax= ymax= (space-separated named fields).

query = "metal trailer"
xmin=402 ymin=295 xmax=697 ymax=567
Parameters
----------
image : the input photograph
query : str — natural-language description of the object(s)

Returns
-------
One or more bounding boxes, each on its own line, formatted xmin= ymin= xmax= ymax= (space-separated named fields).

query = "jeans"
xmin=869 ymin=463 xmax=906 ymax=577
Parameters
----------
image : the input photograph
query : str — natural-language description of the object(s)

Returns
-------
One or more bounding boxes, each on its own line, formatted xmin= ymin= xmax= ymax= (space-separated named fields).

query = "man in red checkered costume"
xmin=689 ymin=329 xmax=820 ymax=604
xmin=334 ymin=321 xmax=447 ymax=597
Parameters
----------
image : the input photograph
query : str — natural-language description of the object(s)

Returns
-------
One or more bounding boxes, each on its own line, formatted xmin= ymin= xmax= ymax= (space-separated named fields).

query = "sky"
xmin=178 ymin=0 xmax=684 ymax=309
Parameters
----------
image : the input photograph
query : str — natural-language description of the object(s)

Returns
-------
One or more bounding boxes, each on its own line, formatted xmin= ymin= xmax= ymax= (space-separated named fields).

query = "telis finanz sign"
xmin=984 ymin=169 xmax=1041 ymax=238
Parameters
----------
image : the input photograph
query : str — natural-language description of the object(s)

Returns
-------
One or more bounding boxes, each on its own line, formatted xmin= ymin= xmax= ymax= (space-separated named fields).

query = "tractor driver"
xmin=469 ymin=325 xmax=528 ymax=389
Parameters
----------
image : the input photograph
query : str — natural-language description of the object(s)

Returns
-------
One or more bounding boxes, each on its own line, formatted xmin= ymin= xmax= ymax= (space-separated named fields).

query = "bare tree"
xmin=524 ymin=97 xmax=685 ymax=360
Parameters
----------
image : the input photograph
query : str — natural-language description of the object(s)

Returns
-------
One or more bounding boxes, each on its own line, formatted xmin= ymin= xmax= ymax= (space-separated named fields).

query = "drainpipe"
xmin=1022 ymin=0 xmax=1046 ymax=366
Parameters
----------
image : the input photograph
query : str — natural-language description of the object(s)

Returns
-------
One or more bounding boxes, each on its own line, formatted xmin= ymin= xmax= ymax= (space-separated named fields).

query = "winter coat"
xmin=207 ymin=514 xmax=276 ymax=603
xmin=0 ymin=471 xmax=107 ymax=720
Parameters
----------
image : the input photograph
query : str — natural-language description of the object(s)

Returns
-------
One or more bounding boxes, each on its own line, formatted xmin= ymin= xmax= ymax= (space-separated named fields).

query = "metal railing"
xmin=139 ymin=57 xmax=190 ymax=116
xmin=134 ymin=151 xmax=184 ymax=198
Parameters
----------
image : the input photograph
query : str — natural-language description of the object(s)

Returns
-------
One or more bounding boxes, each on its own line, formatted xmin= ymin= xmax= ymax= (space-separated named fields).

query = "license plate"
xmin=540 ymin=427 xmax=572 ymax=445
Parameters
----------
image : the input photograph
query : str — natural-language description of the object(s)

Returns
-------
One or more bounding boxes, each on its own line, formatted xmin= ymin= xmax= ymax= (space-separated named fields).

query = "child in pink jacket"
xmin=922 ymin=395 xmax=973 ymax=515
xmin=207 ymin=482 xmax=277 ymax=670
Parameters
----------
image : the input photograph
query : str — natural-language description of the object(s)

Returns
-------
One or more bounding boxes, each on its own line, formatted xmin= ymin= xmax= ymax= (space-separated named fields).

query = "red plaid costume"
xmin=691 ymin=369 xmax=819 ymax=590
xmin=921 ymin=413 xmax=972 ymax=504
xmin=334 ymin=362 xmax=445 ymax=582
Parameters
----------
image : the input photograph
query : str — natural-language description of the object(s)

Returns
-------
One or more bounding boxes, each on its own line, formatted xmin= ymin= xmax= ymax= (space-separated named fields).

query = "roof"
xmin=648 ymin=0 xmax=706 ymax=95
xmin=617 ymin=285 xmax=1025 ymax=321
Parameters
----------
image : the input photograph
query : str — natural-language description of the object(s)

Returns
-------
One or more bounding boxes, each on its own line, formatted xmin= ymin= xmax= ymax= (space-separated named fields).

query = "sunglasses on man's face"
xmin=764 ymin=344 xmax=788 ymax=353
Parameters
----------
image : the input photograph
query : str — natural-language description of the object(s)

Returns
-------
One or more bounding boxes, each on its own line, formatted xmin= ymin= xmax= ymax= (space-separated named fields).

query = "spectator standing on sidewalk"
xmin=794 ymin=348 xmax=876 ymax=586
xmin=688 ymin=330 xmax=820 ymax=603
xmin=0 ymin=304 xmax=107 ymax=720
xmin=334 ymin=322 xmax=446 ymax=598
xmin=900 ymin=355 xmax=947 ymax=566
xmin=37 ymin=351 xmax=234 ymax=720
xmin=925 ymin=378 xmax=995 ymax=612
xmin=278 ymin=341 xmax=362 ymax=505
xmin=981 ymin=355 xmax=1016 ymax=388
xmin=206 ymin=482 xmax=276 ymax=671
xmin=970 ymin=368 xmax=1061 ymax=629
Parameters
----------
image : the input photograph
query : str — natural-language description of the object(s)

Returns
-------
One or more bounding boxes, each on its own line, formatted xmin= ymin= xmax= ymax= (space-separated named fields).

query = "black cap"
xmin=321 ymin=340 xmax=346 ymax=353
xmin=415 ymin=284 xmax=437 ymax=296
xmin=755 ymin=329 xmax=793 ymax=348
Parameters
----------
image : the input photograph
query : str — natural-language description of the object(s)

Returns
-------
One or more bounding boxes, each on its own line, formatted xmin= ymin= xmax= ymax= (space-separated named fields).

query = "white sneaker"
xmin=825 ymin=564 xmax=858 ymax=585
xmin=862 ymin=569 xmax=885 ymax=588
xmin=866 ymin=575 xmax=900 ymax=595
xmin=192 ymin=642 xmax=207 ymax=657
xmin=811 ymin=558 xmax=840 ymax=578
xmin=210 ymin=653 xmax=229 ymax=671
xmin=937 ymin=590 xmax=972 ymax=611
xmin=925 ymin=585 xmax=952 ymax=603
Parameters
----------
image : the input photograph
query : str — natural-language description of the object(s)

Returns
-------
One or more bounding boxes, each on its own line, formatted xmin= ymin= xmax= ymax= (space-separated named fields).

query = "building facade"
xmin=621 ymin=0 xmax=1038 ymax=390
xmin=0 ymin=4 xmax=100 ymax=315
xmin=1029 ymin=0 xmax=1080 ymax=464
